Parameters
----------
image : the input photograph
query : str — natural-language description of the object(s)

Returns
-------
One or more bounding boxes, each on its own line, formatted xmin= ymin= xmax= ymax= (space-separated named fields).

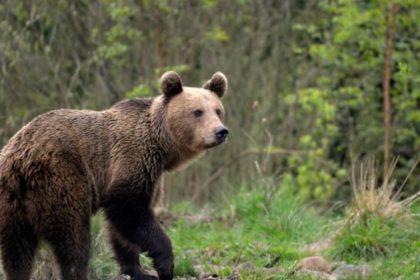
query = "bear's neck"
xmin=150 ymin=97 xmax=199 ymax=171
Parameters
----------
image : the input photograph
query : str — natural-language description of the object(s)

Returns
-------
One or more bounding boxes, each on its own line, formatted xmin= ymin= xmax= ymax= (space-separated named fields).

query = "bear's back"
xmin=1 ymin=108 xmax=107 ymax=160
xmin=0 ymin=109 xmax=113 ymax=191
xmin=0 ymin=99 xmax=154 ymax=195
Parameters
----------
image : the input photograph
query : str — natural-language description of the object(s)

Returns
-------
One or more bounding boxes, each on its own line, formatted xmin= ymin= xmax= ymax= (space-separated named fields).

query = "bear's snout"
xmin=215 ymin=126 xmax=229 ymax=142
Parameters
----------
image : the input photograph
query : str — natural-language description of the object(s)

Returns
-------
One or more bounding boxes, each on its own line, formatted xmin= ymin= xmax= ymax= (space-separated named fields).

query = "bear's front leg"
xmin=109 ymin=230 xmax=155 ymax=280
xmin=103 ymin=191 xmax=174 ymax=280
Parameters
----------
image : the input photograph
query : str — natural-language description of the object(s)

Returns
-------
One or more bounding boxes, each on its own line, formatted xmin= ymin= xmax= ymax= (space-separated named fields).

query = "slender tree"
xmin=153 ymin=6 xmax=165 ymax=68
xmin=383 ymin=2 xmax=397 ymax=176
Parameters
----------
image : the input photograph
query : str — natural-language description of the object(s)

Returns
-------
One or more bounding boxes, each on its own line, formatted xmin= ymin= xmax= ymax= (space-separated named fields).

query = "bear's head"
xmin=159 ymin=71 xmax=229 ymax=156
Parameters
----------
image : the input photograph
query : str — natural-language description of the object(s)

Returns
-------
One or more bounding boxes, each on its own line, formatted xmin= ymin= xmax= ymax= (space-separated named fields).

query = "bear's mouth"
xmin=204 ymin=137 xmax=227 ymax=148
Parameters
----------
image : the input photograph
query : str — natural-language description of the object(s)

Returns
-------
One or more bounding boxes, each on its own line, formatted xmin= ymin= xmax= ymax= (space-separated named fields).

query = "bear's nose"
xmin=215 ymin=127 xmax=229 ymax=141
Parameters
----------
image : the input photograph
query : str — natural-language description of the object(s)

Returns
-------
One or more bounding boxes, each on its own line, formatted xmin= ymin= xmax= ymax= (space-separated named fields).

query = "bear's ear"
xmin=203 ymin=72 xmax=228 ymax=98
xmin=160 ymin=71 xmax=183 ymax=99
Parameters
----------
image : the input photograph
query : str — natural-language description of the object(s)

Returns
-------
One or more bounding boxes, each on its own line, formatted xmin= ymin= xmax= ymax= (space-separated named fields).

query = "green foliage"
xmin=283 ymin=88 xmax=346 ymax=201
xmin=125 ymin=84 xmax=152 ymax=98
xmin=204 ymin=27 xmax=230 ymax=43
xmin=201 ymin=0 xmax=218 ymax=10
xmin=1 ymin=0 xmax=418 ymax=201
xmin=96 ymin=2 xmax=142 ymax=61
xmin=154 ymin=64 xmax=191 ymax=77
xmin=289 ymin=0 xmax=420 ymax=198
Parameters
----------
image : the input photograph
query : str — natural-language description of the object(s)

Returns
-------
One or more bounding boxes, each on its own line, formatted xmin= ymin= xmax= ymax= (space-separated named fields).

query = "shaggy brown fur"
xmin=0 ymin=72 xmax=228 ymax=280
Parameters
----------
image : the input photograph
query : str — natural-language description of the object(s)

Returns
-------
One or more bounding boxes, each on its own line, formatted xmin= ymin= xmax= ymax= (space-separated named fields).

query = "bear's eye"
xmin=215 ymin=109 xmax=222 ymax=117
xmin=193 ymin=109 xmax=204 ymax=118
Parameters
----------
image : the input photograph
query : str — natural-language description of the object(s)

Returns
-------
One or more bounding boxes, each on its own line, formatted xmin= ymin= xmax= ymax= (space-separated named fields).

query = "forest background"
xmin=0 ymin=0 xmax=419 ymax=279
xmin=1 ymin=0 xmax=418 ymax=203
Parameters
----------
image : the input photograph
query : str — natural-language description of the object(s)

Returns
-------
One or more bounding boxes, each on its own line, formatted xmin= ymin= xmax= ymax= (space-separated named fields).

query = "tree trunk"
xmin=153 ymin=7 xmax=165 ymax=68
xmin=383 ymin=2 xmax=397 ymax=176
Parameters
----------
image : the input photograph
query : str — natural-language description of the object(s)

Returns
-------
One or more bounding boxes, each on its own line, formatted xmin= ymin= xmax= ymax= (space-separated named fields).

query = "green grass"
xmin=0 ymin=183 xmax=418 ymax=279
xmin=89 ymin=214 xmax=119 ymax=279
xmin=330 ymin=201 xmax=420 ymax=280
xmin=168 ymin=185 xmax=332 ymax=279
xmin=329 ymin=213 xmax=416 ymax=261
xmin=166 ymin=183 xmax=419 ymax=279
xmin=322 ymin=160 xmax=420 ymax=279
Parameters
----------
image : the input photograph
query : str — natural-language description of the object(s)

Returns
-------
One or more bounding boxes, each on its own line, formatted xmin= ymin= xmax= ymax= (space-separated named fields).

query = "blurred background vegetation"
xmin=1 ymin=1 xmax=419 ymax=279
xmin=0 ymin=0 xmax=419 ymax=206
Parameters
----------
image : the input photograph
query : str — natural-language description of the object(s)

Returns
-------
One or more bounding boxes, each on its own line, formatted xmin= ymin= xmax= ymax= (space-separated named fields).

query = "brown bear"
xmin=0 ymin=71 xmax=229 ymax=280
